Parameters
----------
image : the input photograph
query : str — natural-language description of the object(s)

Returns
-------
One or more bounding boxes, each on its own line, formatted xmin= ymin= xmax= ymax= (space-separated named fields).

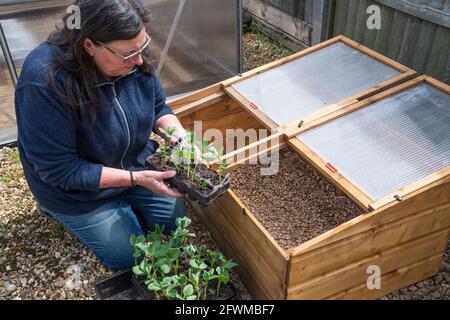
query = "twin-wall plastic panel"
xmin=297 ymin=83 xmax=450 ymax=201
xmin=232 ymin=42 xmax=402 ymax=127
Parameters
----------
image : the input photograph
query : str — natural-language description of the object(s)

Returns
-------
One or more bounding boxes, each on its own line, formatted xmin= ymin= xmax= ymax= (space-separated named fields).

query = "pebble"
xmin=54 ymin=280 xmax=66 ymax=288
xmin=4 ymin=282 xmax=17 ymax=292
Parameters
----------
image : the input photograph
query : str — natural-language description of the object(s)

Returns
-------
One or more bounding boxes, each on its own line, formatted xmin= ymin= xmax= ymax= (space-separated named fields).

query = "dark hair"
xmin=48 ymin=0 xmax=153 ymax=126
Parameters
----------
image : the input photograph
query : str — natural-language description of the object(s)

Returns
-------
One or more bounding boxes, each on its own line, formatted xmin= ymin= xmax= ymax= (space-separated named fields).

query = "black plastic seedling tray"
xmin=94 ymin=269 xmax=144 ymax=300
xmin=146 ymin=155 xmax=231 ymax=206
xmin=95 ymin=270 xmax=238 ymax=300
xmin=131 ymin=275 xmax=238 ymax=300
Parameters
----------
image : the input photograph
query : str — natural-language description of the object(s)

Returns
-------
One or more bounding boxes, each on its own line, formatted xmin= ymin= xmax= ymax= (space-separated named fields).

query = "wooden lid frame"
xmin=169 ymin=36 xmax=415 ymax=129
xmin=223 ymin=35 xmax=416 ymax=131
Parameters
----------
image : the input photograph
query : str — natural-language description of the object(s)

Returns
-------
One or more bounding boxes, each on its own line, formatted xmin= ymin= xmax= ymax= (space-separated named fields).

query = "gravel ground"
xmin=243 ymin=24 xmax=293 ymax=72
xmin=1 ymin=25 xmax=448 ymax=300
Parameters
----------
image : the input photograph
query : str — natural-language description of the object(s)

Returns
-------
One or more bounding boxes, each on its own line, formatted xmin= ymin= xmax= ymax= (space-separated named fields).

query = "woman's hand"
xmin=134 ymin=170 xmax=182 ymax=198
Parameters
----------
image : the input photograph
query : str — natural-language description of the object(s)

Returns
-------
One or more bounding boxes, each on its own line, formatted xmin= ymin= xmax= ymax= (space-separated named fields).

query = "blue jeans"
xmin=43 ymin=187 xmax=186 ymax=270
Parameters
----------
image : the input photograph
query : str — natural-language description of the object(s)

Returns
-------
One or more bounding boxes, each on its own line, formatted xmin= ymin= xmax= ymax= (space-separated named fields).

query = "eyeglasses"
xmin=96 ymin=33 xmax=152 ymax=62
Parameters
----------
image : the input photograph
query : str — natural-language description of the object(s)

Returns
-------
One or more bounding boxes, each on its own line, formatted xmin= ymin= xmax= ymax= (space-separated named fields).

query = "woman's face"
xmin=84 ymin=28 xmax=148 ymax=78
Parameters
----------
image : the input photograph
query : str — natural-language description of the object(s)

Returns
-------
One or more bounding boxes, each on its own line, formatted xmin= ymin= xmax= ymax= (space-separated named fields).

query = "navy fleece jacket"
xmin=15 ymin=41 xmax=174 ymax=215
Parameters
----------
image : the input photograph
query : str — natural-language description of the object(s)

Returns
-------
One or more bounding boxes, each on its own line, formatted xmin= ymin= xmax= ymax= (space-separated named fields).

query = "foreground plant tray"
xmin=94 ymin=270 xmax=238 ymax=300
xmin=131 ymin=276 xmax=239 ymax=300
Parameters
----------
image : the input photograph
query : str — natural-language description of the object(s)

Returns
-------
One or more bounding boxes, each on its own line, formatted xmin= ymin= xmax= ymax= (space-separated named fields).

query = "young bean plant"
xmin=155 ymin=128 xmax=232 ymax=185
xmin=131 ymin=217 xmax=237 ymax=300
xmin=159 ymin=127 xmax=177 ymax=166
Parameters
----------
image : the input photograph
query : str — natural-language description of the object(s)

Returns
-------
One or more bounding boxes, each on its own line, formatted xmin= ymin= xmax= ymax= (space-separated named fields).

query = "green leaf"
xmin=147 ymin=283 xmax=161 ymax=291
xmin=223 ymin=272 xmax=230 ymax=284
xmin=189 ymin=259 xmax=199 ymax=269
xmin=132 ymin=265 xmax=145 ymax=276
xmin=130 ymin=234 xmax=137 ymax=245
xmin=186 ymin=295 xmax=197 ymax=300
xmin=167 ymin=289 xmax=178 ymax=298
xmin=139 ymin=259 xmax=148 ymax=271
xmin=223 ymin=260 xmax=238 ymax=270
xmin=202 ymin=150 xmax=219 ymax=162
xmin=199 ymin=262 xmax=208 ymax=270
xmin=192 ymin=271 xmax=200 ymax=284
xmin=183 ymin=284 xmax=194 ymax=297
xmin=135 ymin=242 xmax=148 ymax=254
xmin=160 ymin=264 xmax=171 ymax=274
xmin=162 ymin=277 xmax=172 ymax=287
xmin=166 ymin=248 xmax=180 ymax=261
xmin=183 ymin=217 xmax=192 ymax=228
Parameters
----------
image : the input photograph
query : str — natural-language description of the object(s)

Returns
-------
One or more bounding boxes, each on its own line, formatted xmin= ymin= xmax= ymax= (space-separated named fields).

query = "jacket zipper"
xmin=111 ymin=83 xmax=131 ymax=169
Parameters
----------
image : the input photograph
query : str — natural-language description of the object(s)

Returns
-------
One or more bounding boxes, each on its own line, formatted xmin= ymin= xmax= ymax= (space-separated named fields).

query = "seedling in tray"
xmin=146 ymin=127 xmax=232 ymax=206
xmin=130 ymin=217 xmax=238 ymax=300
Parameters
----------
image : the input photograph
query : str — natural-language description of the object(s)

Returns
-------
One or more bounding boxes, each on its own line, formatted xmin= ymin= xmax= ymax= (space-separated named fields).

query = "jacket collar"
xmin=96 ymin=68 xmax=138 ymax=87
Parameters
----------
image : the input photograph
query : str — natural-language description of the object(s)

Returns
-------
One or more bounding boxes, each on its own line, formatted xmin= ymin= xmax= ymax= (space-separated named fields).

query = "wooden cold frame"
xmin=165 ymin=42 xmax=448 ymax=299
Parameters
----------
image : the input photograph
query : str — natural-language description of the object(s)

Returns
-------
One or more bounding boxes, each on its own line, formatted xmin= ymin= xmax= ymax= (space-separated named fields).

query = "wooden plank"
xmin=386 ymin=10 xmax=407 ymax=59
xmin=172 ymin=91 xmax=226 ymax=117
xmin=167 ymin=82 xmax=224 ymax=108
xmin=192 ymin=190 xmax=289 ymax=299
xmin=179 ymin=97 xmax=250 ymax=128
xmin=343 ymin=0 xmax=361 ymax=39
xmin=289 ymin=177 xmax=450 ymax=256
xmin=424 ymin=74 xmax=450 ymax=93
xmin=370 ymin=167 xmax=450 ymax=210
xmin=374 ymin=0 xmax=450 ymax=28
xmin=192 ymin=202 xmax=279 ymax=299
xmin=243 ymin=0 xmax=312 ymax=46
xmin=248 ymin=14 xmax=309 ymax=52
xmin=214 ymin=131 xmax=286 ymax=164
xmin=326 ymin=253 xmax=444 ymax=300
xmin=281 ymin=99 xmax=358 ymax=132
xmin=288 ymin=138 xmax=374 ymax=210
xmin=190 ymin=118 xmax=265 ymax=154
xmin=373 ymin=4 xmax=396 ymax=55
xmin=287 ymin=228 xmax=449 ymax=299
xmin=178 ymin=97 xmax=268 ymax=155
xmin=288 ymin=202 xmax=450 ymax=285
xmin=220 ymin=190 xmax=290 ymax=262
xmin=225 ymin=141 xmax=287 ymax=170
